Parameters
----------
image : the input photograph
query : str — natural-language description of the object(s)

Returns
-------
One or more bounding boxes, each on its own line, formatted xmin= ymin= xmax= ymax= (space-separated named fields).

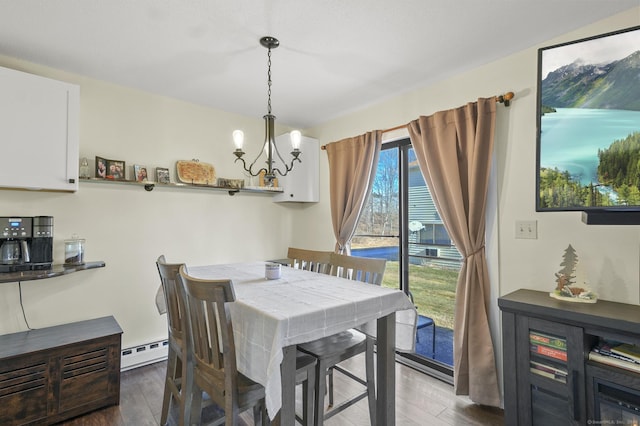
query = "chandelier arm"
xmin=248 ymin=148 xmax=267 ymax=172
xmin=271 ymin=157 xmax=302 ymax=177
xmin=234 ymin=157 xmax=267 ymax=177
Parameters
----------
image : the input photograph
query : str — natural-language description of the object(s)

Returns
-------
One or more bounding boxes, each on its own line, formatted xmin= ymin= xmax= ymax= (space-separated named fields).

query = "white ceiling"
xmin=0 ymin=1 xmax=637 ymax=128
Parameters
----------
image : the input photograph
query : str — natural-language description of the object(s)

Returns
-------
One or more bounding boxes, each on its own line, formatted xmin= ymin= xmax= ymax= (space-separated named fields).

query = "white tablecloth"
xmin=188 ymin=262 xmax=416 ymax=418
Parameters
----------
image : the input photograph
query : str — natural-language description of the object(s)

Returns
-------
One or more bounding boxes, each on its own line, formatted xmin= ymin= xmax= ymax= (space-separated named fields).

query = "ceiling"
xmin=0 ymin=1 xmax=637 ymax=128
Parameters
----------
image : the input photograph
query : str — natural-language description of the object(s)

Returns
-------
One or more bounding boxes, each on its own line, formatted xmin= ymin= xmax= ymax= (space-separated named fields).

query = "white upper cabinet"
xmin=0 ymin=66 xmax=79 ymax=191
xmin=273 ymin=133 xmax=319 ymax=203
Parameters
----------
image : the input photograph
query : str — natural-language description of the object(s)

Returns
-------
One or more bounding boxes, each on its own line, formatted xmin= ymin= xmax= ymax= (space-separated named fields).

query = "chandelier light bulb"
xmin=233 ymin=130 xmax=244 ymax=150
xmin=290 ymin=130 xmax=302 ymax=150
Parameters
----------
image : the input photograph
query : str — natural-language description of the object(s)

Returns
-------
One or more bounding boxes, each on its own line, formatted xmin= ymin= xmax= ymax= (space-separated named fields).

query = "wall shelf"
xmin=79 ymin=177 xmax=283 ymax=196
xmin=581 ymin=210 xmax=640 ymax=225
xmin=0 ymin=261 xmax=105 ymax=284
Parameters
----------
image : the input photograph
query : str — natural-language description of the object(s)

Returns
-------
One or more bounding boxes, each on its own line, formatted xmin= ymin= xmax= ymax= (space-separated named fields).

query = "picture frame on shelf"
xmin=133 ymin=164 xmax=149 ymax=182
xmin=106 ymin=159 xmax=126 ymax=180
xmin=156 ymin=167 xmax=170 ymax=184
xmin=95 ymin=156 xmax=107 ymax=179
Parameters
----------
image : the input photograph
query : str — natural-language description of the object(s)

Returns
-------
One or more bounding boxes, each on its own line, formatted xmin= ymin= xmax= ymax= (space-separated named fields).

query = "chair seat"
xmin=296 ymin=351 xmax=317 ymax=375
xmin=298 ymin=330 xmax=367 ymax=360
xmin=417 ymin=316 xmax=434 ymax=328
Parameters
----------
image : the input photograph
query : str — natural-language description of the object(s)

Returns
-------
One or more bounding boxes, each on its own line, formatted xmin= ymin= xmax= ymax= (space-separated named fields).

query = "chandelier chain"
xmin=267 ymin=47 xmax=272 ymax=115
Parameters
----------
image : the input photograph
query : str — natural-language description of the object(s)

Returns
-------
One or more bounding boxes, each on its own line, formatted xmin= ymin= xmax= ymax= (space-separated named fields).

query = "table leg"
xmin=377 ymin=312 xmax=396 ymax=425
xmin=276 ymin=344 xmax=296 ymax=425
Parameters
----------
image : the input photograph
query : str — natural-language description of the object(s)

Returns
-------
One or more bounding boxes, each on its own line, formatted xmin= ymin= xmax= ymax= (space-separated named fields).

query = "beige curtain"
xmin=325 ymin=131 xmax=382 ymax=254
xmin=407 ymin=98 xmax=500 ymax=406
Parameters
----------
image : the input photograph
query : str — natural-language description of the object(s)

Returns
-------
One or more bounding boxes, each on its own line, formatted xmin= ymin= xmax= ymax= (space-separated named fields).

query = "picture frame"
xmin=536 ymin=26 xmax=640 ymax=211
xmin=95 ymin=156 xmax=107 ymax=179
xmin=156 ymin=167 xmax=170 ymax=184
xmin=106 ymin=159 xmax=126 ymax=180
xmin=133 ymin=164 xmax=149 ymax=182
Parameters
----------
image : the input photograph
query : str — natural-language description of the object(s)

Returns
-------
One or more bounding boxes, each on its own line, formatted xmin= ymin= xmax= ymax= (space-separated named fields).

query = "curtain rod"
xmin=320 ymin=92 xmax=514 ymax=150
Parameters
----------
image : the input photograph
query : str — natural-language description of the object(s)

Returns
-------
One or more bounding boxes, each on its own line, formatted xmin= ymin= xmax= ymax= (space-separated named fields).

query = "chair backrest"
xmin=178 ymin=265 xmax=238 ymax=401
xmin=328 ymin=252 xmax=387 ymax=285
xmin=156 ymin=255 xmax=187 ymax=343
xmin=287 ymin=247 xmax=333 ymax=274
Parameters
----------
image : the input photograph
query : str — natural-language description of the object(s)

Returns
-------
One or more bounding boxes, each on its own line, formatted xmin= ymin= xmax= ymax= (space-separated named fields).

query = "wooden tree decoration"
xmin=550 ymin=244 xmax=597 ymax=303
xmin=555 ymin=244 xmax=577 ymax=291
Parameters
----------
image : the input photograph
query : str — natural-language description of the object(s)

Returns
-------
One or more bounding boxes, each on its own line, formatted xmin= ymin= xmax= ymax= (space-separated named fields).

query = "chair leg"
xmin=253 ymin=401 xmax=268 ymax=426
xmin=328 ymin=367 xmax=334 ymax=408
xmin=161 ymin=348 xmax=178 ymax=426
xmin=365 ymin=338 xmax=376 ymax=426
xmin=302 ymin=367 xmax=316 ymax=426
xmin=184 ymin=376 xmax=201 ymax=426
xmin=431 ymin=324 xmax=436 ymax=357
xmin=313 ymin=360 xmax=328 ymax=426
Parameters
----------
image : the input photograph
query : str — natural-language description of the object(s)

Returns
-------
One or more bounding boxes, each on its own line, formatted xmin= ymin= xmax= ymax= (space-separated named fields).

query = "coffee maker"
xmin=0 ymin=216 xmax=54 ymax=272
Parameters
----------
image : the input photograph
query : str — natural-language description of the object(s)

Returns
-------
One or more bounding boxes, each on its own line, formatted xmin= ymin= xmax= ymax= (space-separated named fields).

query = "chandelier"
xmin=232 ymin=36 xmax=302 ymax=187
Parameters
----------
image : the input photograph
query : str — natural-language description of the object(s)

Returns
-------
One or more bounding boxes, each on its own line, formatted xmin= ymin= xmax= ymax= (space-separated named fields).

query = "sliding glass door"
xmin=351 ymin=138 xmax=460 ymax=377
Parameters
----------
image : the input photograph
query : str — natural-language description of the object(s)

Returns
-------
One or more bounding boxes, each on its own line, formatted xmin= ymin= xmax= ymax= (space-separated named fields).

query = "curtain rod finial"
xmin=497 ymin=92 xmax=514 ymax=106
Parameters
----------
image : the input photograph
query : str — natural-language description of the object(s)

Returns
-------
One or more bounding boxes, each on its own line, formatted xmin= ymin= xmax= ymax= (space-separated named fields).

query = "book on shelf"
xmin=530 ymin=344 xmax=568 ymax=361
xmin=589 ymin=351 xmax=640 ymax=373
xmin=530 ymin=360 xmax=568 ymax=383
xmin=529 ymin=331 xmax=567 ymax=350
xmin=529 ymin=366 xmax=567 ymax=383
xmin=610 ymin=343 xmax=640 ymax=363
xmin=593 ymin=340 xmax=639 ymax=364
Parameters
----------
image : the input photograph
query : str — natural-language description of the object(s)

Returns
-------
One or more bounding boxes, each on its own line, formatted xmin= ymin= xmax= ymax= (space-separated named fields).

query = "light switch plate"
xmin=515 ymin=220 xmax=537 ymax=239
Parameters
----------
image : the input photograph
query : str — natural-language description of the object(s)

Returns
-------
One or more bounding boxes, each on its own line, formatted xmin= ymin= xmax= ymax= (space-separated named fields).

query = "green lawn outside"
xmin=381 ymin=261 xmax=458 ymax=329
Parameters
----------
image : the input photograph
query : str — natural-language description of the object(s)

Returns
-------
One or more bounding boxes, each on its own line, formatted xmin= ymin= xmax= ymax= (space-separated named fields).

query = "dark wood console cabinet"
xmin=499 ymin=289 xmax=640 ymax=425
xmin=0 ymin=316 xmax=122 ymax=425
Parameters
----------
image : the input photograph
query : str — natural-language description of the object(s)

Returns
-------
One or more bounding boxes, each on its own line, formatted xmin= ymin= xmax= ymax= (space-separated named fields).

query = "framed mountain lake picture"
xmin=536 ymin=25 xmax=640 ymax=212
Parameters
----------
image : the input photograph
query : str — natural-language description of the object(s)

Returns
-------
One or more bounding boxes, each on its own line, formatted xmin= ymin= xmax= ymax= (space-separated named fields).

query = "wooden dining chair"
xmin=287 ymin=247 xmax=333 ymax=275
xmin=177 ymin=266 xmax=268 ymax=426
xmin=156 ymin=255 xmax=190 ymax=426
xmin=298 ymin=252 xmax=387 ymax=426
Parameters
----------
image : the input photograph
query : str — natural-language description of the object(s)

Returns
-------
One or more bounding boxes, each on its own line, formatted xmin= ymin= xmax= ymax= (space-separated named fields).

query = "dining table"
xmin=188 ymin=261 xmax=417 ymax=425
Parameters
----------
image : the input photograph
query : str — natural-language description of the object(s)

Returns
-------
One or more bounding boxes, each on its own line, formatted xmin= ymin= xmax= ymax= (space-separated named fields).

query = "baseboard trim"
xmin=120 ymin=339 xmax=168 ymax=371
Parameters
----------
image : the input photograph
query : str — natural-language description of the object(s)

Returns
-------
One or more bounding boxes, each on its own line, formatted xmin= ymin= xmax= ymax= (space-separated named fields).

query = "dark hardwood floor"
xmin=57 ymin=356 xmax=504 ymax=425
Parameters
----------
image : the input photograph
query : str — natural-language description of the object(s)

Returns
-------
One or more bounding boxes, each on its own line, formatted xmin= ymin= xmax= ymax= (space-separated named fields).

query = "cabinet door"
xmin=0 ymin=354 xmax=50 ymax=425
xmin=273 ymin=133 xmax=319 ymax=202
xmin=0 ymin=66 xmax=79 ymax=191
xmin=516 ymin=316 xmax=586 ymax=425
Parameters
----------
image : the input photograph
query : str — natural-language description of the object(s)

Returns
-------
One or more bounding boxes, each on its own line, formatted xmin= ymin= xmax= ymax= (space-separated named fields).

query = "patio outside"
xmin=352 ymin=238 xmax=458 ymax=366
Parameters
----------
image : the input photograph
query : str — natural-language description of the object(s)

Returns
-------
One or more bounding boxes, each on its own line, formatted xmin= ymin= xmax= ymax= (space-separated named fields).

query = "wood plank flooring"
xmin=57 ymin=356 xmax=504 ymax=425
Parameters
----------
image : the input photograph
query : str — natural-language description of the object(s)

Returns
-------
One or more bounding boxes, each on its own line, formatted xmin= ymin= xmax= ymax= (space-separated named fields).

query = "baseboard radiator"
xmin=120 ymin=339 xmax=168 ymax=371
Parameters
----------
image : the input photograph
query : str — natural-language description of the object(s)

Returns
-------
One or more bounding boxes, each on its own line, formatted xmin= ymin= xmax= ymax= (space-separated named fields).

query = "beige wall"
xmin=301 ymin=7 xmax=640 ymax=303
xmin=1 ymin=7 xmax=638 ymax=396
xmin=0 ymin=58 xmax=297 ymax=346
xmin=297 ymin=7 xmax=640 ymax=396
